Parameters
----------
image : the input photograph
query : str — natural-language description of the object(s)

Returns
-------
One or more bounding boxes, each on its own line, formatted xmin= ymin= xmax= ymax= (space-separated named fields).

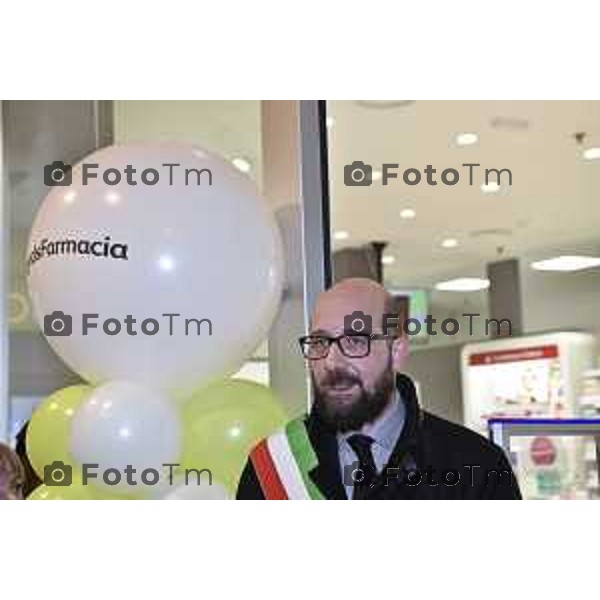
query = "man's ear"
xmin=391 ymin=335 xmax=409 ymax=371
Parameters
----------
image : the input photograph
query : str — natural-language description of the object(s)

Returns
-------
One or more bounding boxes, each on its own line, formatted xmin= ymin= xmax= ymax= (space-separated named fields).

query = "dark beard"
xmin=312 ymin=363 xmax=396 ymax=433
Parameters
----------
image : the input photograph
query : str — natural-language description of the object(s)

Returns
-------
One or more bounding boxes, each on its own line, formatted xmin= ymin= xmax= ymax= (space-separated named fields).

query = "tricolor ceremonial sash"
xmin=250 ymin=418 xmax=325 ymax=500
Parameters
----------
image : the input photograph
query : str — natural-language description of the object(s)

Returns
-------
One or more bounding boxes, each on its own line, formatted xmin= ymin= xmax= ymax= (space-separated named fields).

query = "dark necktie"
xmin=346 ymin=434 xmax=377 ymax=500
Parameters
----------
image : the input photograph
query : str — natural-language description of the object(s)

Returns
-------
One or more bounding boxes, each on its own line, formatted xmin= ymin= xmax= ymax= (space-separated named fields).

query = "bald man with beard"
xmin=237 ymin=278 xmax=521 ymax=500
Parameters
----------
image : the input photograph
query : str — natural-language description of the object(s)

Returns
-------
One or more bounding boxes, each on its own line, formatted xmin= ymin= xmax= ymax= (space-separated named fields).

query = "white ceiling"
xmin=327 ymin=100 xmax=600 ymax=288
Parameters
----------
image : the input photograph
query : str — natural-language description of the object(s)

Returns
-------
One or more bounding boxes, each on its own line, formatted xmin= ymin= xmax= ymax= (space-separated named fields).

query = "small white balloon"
xmin=27 ymin=142 xmax=283 ymax=397
xmin=70 ymin=381 xmax=182 ymax=494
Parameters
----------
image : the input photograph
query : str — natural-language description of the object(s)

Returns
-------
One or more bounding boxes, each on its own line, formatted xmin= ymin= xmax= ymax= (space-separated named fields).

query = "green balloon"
xmin=180 ymin=378 xmax=287 ymax=491
xmin=27 ymin=385 xmax=92 ymax=479
xmin=27 ymin=482 xmax=139 ymax=500
xmin=27 ymin=482 xmax=95 ymax=500
xmin=83 ymin=486 xmax=143 ymax=500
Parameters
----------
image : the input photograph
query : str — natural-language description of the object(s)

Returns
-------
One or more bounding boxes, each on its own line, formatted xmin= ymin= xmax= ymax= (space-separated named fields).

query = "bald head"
xmin=312 ymin=278 xmax=398 ymax=335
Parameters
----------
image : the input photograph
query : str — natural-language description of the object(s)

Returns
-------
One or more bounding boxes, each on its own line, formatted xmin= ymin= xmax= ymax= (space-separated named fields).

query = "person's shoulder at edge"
xmin=420 ymin=410 xmax=522 ymax=499
xmin=421 ymin=410 xmax=503 ymax=460
xmin=0 ymin=441 xmax=27 ymax=500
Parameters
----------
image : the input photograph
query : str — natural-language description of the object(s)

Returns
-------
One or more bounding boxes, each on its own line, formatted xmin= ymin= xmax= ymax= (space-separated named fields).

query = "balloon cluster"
xmin=25 ymin=143 xmax=285 ymax=500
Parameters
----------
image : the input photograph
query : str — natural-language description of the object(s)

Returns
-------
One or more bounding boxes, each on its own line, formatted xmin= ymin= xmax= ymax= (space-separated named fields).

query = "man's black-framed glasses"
xmin=298 ymin=333 xmax=394 ymax=360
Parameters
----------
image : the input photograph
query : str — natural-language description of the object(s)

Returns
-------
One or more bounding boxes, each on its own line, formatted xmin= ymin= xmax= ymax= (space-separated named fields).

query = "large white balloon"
xmin=70 ymin=381 xmax=182 ymax=494
xmin=27 ymin=143 xmax=283 ymax=396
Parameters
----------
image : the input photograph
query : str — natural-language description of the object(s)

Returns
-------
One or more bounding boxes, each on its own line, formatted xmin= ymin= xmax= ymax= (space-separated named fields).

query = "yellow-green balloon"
xmin=27 ymin=483 xmax=138 ymax=500
xmin=27 ymin=384 xmax=92 ymax=479
xmin=27 ymin=482 xmax=95 ymax=500
xmin=88 ymin=489 xmax=142 ymax=500
xmin=180 ymin=378 xmax=287 ymax=491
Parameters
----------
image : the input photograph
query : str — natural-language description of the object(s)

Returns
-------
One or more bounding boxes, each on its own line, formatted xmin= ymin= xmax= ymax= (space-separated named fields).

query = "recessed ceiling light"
xmin=400 ymin=208 xmax=416 ymax=219
xmin=231 ymin=157 xmax=252 ymax=173
xmin=372 ymin=169 xmax=382 ymax=181
xmin=333 ymin=230 xmax=349 ymax=241
xmin=382 ymin=255 xmax=396 ymax=265
xmin=435 ymin=278 xmax=490 ymax=292
xmin=455 ymin=132 xmax=478 ymax=146
xmin=583 ymin=147 xmax=600 ymax=161
xmin=441 ymin=238 xmax=459 ymax=249
xmin=531 ymin=255 xmax=600 ymax=272
xmin=326 ymin=116 xmax=335 ymax=129
xmin=481 ymin=181 xmax=500 ymax=193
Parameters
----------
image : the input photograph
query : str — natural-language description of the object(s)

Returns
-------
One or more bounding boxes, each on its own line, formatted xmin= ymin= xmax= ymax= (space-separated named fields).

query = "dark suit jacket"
xmin=237 ymin=374 xmax=521 ymax=500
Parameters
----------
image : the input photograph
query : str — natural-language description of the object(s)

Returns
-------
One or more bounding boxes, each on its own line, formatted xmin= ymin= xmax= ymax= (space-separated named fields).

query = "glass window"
xmin=326 ymin=100 xmax=600 ymax=429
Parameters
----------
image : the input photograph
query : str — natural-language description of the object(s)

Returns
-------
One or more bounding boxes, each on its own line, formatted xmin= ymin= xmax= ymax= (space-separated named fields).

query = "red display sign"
xmin=468 ymin=345 xmax=559 ymax=366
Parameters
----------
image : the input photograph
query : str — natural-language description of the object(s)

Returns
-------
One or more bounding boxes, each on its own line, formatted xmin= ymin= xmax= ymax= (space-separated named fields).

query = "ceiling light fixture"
xmin=400 ymin=208 xmax=416 ymax=219
xmin=333 ymin=230 xmax=349 ymax=241
xmin=481 ymin=181 xmax=500 ymax=193
xmin=583 ymin=147 xmax=600 ymax=161
xmin=231 ymin=157 xmax=252 ymax=173
xmin=531 ymin=255 xmax=600 ymax=272
xmin=455 ymin=132 xmax=478 ymax=146
xmin=435 ymin=278 xmax=490 ymax=292
xmin=441 ymin=238 xmax=459 ymax=249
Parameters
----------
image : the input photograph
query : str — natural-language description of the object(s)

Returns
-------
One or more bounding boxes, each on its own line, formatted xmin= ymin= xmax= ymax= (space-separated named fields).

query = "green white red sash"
xmin=250 ymin=418 xmax=325 ymax=500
